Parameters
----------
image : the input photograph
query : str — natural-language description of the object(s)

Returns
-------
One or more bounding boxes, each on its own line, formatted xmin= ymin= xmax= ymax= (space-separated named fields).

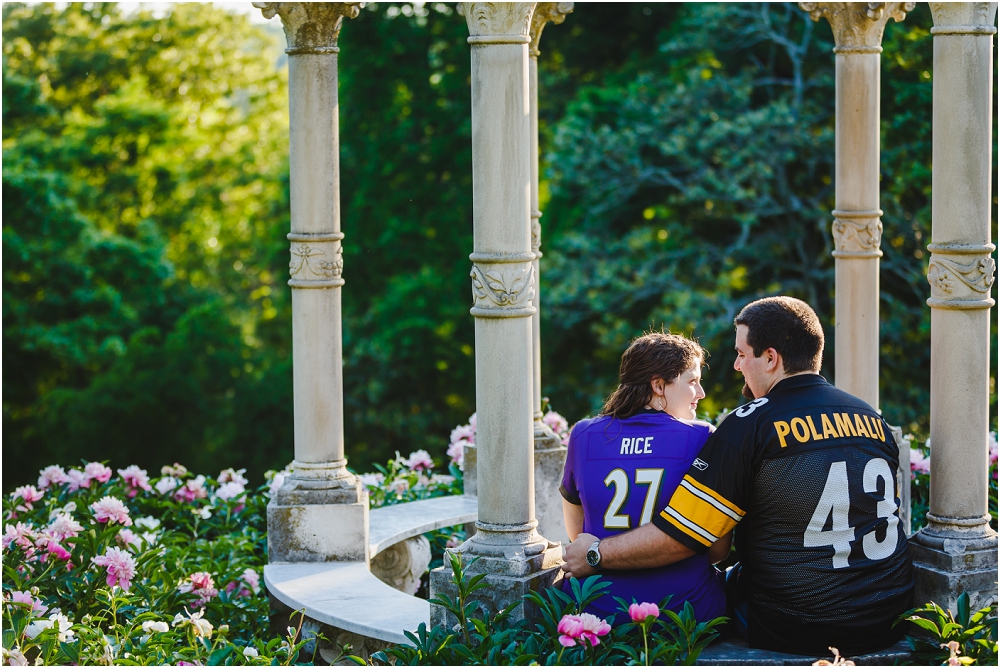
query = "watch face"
xmin=586 ymin=548 xmax=600 ymax=567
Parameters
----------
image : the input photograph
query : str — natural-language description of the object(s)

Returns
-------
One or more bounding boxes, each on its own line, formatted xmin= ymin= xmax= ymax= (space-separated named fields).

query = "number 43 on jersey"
xmin=803 ymin=459 xmax=899 ymax=568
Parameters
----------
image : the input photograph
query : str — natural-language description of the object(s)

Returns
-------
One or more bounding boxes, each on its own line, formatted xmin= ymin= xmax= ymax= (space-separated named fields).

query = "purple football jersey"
xmin=561 ymin=409 xmax=726 ymax=624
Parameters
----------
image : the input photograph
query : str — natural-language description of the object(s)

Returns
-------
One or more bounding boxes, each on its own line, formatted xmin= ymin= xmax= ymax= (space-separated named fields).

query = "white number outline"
xmin=734 ymin=397 xmax=769 ymax=417
xmin=802 ymin=459 xmax=901 ymax=569
xmin=603 ymin=469 xmax=630 ymax=529
xmin=603 ymin=468 xmax=665 ymax=530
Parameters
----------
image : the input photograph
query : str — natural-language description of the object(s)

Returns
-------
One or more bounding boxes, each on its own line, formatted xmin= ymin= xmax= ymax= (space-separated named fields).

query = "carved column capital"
xmin=463 ymin=2 xmax=536 ymax=44
xmin=529 ymin=2 xmax=573 ymax=57
xmin=799 ymin=2 xmax=915 ymax=52
xmin=253 ymin=2 xmax=363 ymax=53
xmin=929 ymin=2 xmax=998 ymax=34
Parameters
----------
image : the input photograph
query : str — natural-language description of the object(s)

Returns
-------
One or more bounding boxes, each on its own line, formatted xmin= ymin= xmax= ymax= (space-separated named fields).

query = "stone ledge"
xmin=368 ymin=495 xmax=478 ymax=560
xmin=696 ymin=637 xmax=912 ymax=666
xmin=265 ymin=562 xmax=427 ymax=644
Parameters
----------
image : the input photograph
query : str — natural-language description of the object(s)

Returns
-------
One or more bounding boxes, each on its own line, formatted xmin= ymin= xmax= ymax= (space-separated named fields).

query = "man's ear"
xmin=765 ymin=348 xmax=782 ymax=373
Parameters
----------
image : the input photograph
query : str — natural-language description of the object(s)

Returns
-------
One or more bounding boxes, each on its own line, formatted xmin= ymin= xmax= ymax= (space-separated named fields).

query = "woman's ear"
xmin=650 ymin=378 xmax=665 ymax=397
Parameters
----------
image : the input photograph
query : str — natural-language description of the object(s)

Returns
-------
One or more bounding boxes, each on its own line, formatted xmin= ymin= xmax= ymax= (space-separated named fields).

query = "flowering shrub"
xmin=2 ymin=463 xmax=332 ymax=665
xmin=909 ymin=432 xmax=998 ymax=532
xmin=373 ymin=553 xmax=726 ymax=666
xmin=445 ymin=407 xmax=572 ymax=472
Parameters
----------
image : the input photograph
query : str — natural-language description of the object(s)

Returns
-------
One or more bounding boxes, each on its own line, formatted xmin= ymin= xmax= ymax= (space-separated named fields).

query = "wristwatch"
xmin=586 ymin=540 xmax=603 ymax=570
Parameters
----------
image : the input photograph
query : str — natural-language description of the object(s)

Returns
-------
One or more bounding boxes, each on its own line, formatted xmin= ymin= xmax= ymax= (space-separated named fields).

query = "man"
xmin=563 ymin=297 xmax=914 ymax=655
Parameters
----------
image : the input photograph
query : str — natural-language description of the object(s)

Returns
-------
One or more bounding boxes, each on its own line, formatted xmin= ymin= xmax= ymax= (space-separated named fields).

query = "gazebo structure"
xmin=254 ymin=0 xmax=997 ymax=655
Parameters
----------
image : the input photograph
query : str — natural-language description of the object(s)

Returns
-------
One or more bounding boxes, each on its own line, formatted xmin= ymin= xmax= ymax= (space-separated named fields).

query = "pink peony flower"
xmin=12 ymin=485 xmax=44 ymax=508
xmin=629 ymin=601 xmax=660 ymax=624
xmin=543 ymin=411 xmax=569 ymax=436
xmin=359 ymin=472 xmax=384 ymax=488
xmin=117 ymin=528 xmax=139 ymax=548
xmin=117 ymin=466 xmax=152 ymax=497
xmin=578 ymin=612 xmax=611 ymax=646
xmin=447 ymin=440 xmax=468 ymax=469
xmin=390 ymin=478 xmax=410 ymax=495
xmin=92 ymin=546 xmax=137 ymax=591
xmin=214 ymin=481 xmax=245 ymax=502
xmin=47 ymin=513 xmax=83 ymax=541
xmin=37 ymin=466 xmax=69 ymax=489
xmin=161 ymin=463 xmax=188 ymax=478
xmin=90 ymin=497 xmax=132 ymax=526
xmin=468 ymin=412 xmax=477 ymax=432
xmin=240 ymin=568 xmax=260 ymax=594
xmin=175 ymin=476 xmax=208 ymax=502
xmin=3 ymin=523 xmax=36 ymax=555
xmin=9 ymin=590 xmax=48 ymax=616
xmin=41 ymin=538 xmax=72 ymax=562
xmin=557 ymin=614 xmax=585 ymax=647
xmin=179 ymin=572 xmax=219 ymax=606
xmin=267 ymin=470 xmax=289 ymax=496
xmin=217 ymin=468 xmax=248 ymax=486
xmin=66 ymin=469 xmax=91 ymax=492
xmin=405 ymin=450 xmax=434 ymax=472
xmin=85 ymin=462 xmax=113 ymax=484
xmin=155 ymin=476 xmax=178 ymax=495
xmin=910 ymin=448 xmax=930 ymax=477
xmin=449 ymin=424 xmax=475 ymax=445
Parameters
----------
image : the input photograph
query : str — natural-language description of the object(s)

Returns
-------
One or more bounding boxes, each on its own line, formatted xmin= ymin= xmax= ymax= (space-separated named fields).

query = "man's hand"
xmin=562 ymin=532 xmax=599 ymax=578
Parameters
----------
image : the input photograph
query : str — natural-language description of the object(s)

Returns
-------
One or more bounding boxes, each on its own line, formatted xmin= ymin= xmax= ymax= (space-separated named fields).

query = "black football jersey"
xmin=651 ymin=374 xmax=914 ymax=636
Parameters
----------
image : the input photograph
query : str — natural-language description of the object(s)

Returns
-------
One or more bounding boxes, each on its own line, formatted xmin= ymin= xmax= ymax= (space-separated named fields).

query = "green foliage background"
xmin=3 ymin=3 xmax=997 ymax=488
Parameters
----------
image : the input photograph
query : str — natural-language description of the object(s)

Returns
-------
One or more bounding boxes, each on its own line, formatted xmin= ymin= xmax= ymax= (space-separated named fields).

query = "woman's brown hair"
xmin=599 ymin=332 xmax=707 ymax=420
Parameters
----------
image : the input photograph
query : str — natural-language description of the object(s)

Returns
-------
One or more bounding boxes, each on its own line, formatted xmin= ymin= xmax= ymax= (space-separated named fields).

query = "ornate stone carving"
xmin=929 ymin=2 xmax=998 ymax=33
xmin=928 ymin=257 xmax=996 ymax=294
xmin=287 ymin=233 xmax=345 ymax=288
xmin=371 ymin=536 xmax=432 ymax=595
xmin=469 ymin=254 xmax=536 ymax=317
xmin=926 ymin=244 xmax=997 ymax=309
xmin=799 ymin=2 xmax=915 ymax=51
xmin=529 ymin=2 xmax=573 ymax=57
xmin=831 ymin=210 xmax=883 ymax=257
xmin=253 ymin=2 xmax=363 ymax=53
xmin=464 ymin=2 xmax=535 ymax=41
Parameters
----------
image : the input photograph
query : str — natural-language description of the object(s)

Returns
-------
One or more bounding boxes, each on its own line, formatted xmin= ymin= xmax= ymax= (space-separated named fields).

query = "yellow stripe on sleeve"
xmin=665 ymin=484 xmax=741 ymax=539
xmin=681 ymin=475 xmax=746 ymax=517
xmin=659 ymin=510 xmax=714 ymax=547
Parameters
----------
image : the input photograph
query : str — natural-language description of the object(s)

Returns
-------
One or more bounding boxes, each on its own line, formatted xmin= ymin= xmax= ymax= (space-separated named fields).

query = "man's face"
xmin=733 ymin=325 xmax=766 ymax=400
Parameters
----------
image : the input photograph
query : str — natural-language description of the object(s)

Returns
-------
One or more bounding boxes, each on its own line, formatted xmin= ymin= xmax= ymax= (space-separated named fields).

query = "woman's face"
xmin=662 ymin=363 xmax=706 ymax=421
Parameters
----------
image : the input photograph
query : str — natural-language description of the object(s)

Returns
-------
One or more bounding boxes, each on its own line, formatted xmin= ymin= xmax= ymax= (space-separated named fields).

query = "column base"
xmin=910 ymin=525 xmax=998 ymax=613
xmin=267 ymin=475 xmax=369 ymax=563
xmin=534 ymin=420 xmax=568 ymax=545
xmin=429 ymin=539 xmax=564 ymax=628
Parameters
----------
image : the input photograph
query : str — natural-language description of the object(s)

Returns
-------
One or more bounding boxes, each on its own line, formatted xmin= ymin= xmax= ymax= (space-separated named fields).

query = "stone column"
xmin=254 ymin=2 xmax=368 ymax=564
xmin=430 ymin=2 xmax=562 ymax=626
xmin=910 ymin=1 xmax=998 ymax=613
xmin=801 ymin=2 xmax=913 ymax=409
xmin=528 ymin=1 xmax=572 ymax=547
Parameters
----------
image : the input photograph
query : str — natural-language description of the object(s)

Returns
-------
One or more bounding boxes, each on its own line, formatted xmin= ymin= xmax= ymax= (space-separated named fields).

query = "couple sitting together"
xmin=559 ymin=296 xmax=914 ymax=656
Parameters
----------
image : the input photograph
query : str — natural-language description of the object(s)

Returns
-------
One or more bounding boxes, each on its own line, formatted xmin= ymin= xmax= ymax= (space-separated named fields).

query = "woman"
xmin=560 ymin=332 xmax=728 ymax=624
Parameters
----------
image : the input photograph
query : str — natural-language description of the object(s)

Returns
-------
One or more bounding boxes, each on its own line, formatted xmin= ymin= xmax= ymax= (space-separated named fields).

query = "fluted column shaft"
xmin=924 ymin=1 xmax=997 ymax=539
xmin=463 ymin=2 xmax=544 ymax=553
xmin=803 ymin=2 xmax=913 ymax=408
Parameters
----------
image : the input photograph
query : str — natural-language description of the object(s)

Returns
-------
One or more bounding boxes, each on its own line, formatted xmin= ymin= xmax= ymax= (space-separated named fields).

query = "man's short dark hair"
xmin=734 ymin=297 xmax=824 ymax=374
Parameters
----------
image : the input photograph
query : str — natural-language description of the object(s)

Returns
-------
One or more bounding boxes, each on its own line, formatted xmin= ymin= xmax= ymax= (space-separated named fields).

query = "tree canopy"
xmin=3 ymin=2 xmax=996 ymax=489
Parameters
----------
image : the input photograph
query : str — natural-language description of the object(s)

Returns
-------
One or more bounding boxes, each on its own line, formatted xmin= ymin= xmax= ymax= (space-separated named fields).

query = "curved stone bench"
xmin=265 ymin=494 xmax=478 ymax=644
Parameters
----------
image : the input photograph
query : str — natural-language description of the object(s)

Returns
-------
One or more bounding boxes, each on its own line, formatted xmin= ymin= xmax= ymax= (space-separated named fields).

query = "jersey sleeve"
xmin=650 ymin=431 xmax=750 ymax=553
xmin=559 ymin=422 xmax=582 ymax=505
